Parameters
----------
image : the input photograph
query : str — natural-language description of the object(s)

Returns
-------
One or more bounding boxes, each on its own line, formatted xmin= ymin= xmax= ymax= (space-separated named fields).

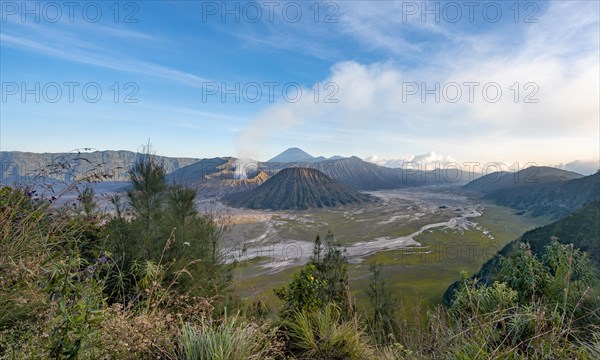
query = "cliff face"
xmin=0 ymin=150 xmax=198 ymax=182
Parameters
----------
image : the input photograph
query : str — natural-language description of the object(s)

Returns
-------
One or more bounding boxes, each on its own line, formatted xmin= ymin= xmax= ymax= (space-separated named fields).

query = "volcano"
xmin=227 ymin=167 xmax=375 ymax=210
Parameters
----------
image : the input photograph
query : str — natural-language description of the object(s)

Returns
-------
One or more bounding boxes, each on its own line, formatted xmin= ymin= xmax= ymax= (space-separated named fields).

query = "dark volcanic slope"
xmin=464 ymin=168 xmax=598 ymax=218
xmin=268 ymin=156 xmax=408 ymax=190
xmin=463 ymin=166 xmax=583 ymax=193
xmin=268 ymin=156 xmax=478 ymax=190
xmin=310 ymin=157 xmax=404 ymax=190
xmin=227 ymin=167 xmax=375 ymax=210
xmin=486 ymin=172 xmax=599 ymax=218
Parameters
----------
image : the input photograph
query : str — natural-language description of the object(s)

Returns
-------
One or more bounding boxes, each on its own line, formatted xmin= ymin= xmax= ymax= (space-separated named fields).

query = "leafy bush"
xmin=0 ymin=184 xmax=109 ymax=358
xmin=311 ymin=232 xmax=351 ymax=312
xmin=440 ymin=241 xmax=600 ymax=359
xmin=43 ymin=251 xmax=109 ymax=358
xmin=274 ymin=232 xmax=351 ymax=317
xmin=273 ymin=263 xmax=327 ymax=316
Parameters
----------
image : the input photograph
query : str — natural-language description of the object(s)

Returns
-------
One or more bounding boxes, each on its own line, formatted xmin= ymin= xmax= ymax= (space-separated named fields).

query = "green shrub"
xmin=442 ymin=241 xmax=600 ymax=359
xmin=274 ymin=232 xmax=351 ymax=317
xmin=273 ymin=263 xmax=327 ymax=316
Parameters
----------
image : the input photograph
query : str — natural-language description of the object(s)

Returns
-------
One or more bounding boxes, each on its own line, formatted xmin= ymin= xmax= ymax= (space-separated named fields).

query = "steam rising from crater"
xmin=233 ymin=158 xmax=259 ymax=180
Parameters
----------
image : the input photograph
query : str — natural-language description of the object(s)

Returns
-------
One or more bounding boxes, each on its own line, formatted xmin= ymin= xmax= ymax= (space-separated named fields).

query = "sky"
xmin=1 ymin=0 xmax=599 ymax=174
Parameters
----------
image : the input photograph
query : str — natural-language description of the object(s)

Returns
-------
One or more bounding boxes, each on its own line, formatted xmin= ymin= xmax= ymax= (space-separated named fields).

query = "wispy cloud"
xmin=554 ymin=160 xmax=600 ymax=176
xmin=84 ymin=23 xmax=159 ymax=41
xmin=1 ymin=19 xmax=208 ymax=86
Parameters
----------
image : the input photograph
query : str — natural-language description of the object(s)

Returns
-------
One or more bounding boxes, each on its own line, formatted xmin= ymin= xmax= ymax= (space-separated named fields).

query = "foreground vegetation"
xmin=1 ymin=151 xmax=598 ymax=359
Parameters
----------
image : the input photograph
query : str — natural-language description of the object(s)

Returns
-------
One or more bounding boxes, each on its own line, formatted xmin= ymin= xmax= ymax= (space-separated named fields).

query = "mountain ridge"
xmin=0 ymin=150 xmax=199 ymax=183
xmin=463 ymin=166 xmax=583 ymax=193
xmin=463 ymin=168 xmax=598 ymax=218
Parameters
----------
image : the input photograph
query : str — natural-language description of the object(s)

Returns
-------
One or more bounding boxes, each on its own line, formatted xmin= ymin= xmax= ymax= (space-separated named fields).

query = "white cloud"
xmin=235 ymin=1 xmax=599 ymax=164
xmin=365 ymin=152 xmax=456 ymax=169
xmin=554 ymin=160 xmax=600 ymax=176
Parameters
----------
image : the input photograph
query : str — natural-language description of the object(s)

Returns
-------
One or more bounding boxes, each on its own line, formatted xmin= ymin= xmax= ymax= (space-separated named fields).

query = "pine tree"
xmin=127 ymin=144 xmax=167 ymax=239
xmin=367 ymin=263 xmax=400 ymax=345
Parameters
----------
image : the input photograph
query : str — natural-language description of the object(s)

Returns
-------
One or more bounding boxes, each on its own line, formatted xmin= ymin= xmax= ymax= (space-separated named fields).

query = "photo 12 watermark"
xmin=201 ymin=81 xmax=339 ymax=104
xmin=401 ymin=1 xmax=539 ymax=24
xmin=401 ymin=82 xmax=539 ymax=104
xmin=175 ymin=159 xmax=543 ymax=186
xmin=1 ymin=1 xmax=140 ymax=23
xmin=396 ymin=241 xmax=502 ymax=264
xmin=200 ymin=1 xmax=339 ymax=24
xmin=400 ymin=161 xmax=542 ymax=184
xmin=224 ymin=242 xmax=304 ymax=264
xmin=1 ymin=82 xmax=140 ymax=103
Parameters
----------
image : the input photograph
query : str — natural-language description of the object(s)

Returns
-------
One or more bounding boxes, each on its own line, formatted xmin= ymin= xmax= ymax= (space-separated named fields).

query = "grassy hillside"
xmin=444 ymin=200 xmax=600 ymax=304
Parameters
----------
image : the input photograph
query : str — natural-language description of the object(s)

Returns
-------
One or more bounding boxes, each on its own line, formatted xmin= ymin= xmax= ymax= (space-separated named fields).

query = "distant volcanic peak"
xmin=227 ymin=167 xmax=374 ymax=210
xmin=266 ymin=148 xmax=350 ymax=164
xmin=267 ymin=147 xmax=315 ymax=163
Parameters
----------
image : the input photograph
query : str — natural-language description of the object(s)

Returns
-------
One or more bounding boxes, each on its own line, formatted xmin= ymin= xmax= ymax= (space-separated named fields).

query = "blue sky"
xmin=1 ymin=1 xmax=599 ymax=173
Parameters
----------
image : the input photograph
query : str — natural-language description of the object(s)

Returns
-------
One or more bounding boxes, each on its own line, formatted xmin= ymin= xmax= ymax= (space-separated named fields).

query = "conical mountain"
xmin=267 ymin=147 xmax=315 ymax=163
xmin=227 ymin=167 xmax=375 ymax=210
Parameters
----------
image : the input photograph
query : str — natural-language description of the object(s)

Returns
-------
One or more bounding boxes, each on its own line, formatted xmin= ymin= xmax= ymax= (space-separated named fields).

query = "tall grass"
xmin=281 ymin=303 xmax=374 ymax=360
xmin=179 ymin=311 xmax=281 ymax=360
